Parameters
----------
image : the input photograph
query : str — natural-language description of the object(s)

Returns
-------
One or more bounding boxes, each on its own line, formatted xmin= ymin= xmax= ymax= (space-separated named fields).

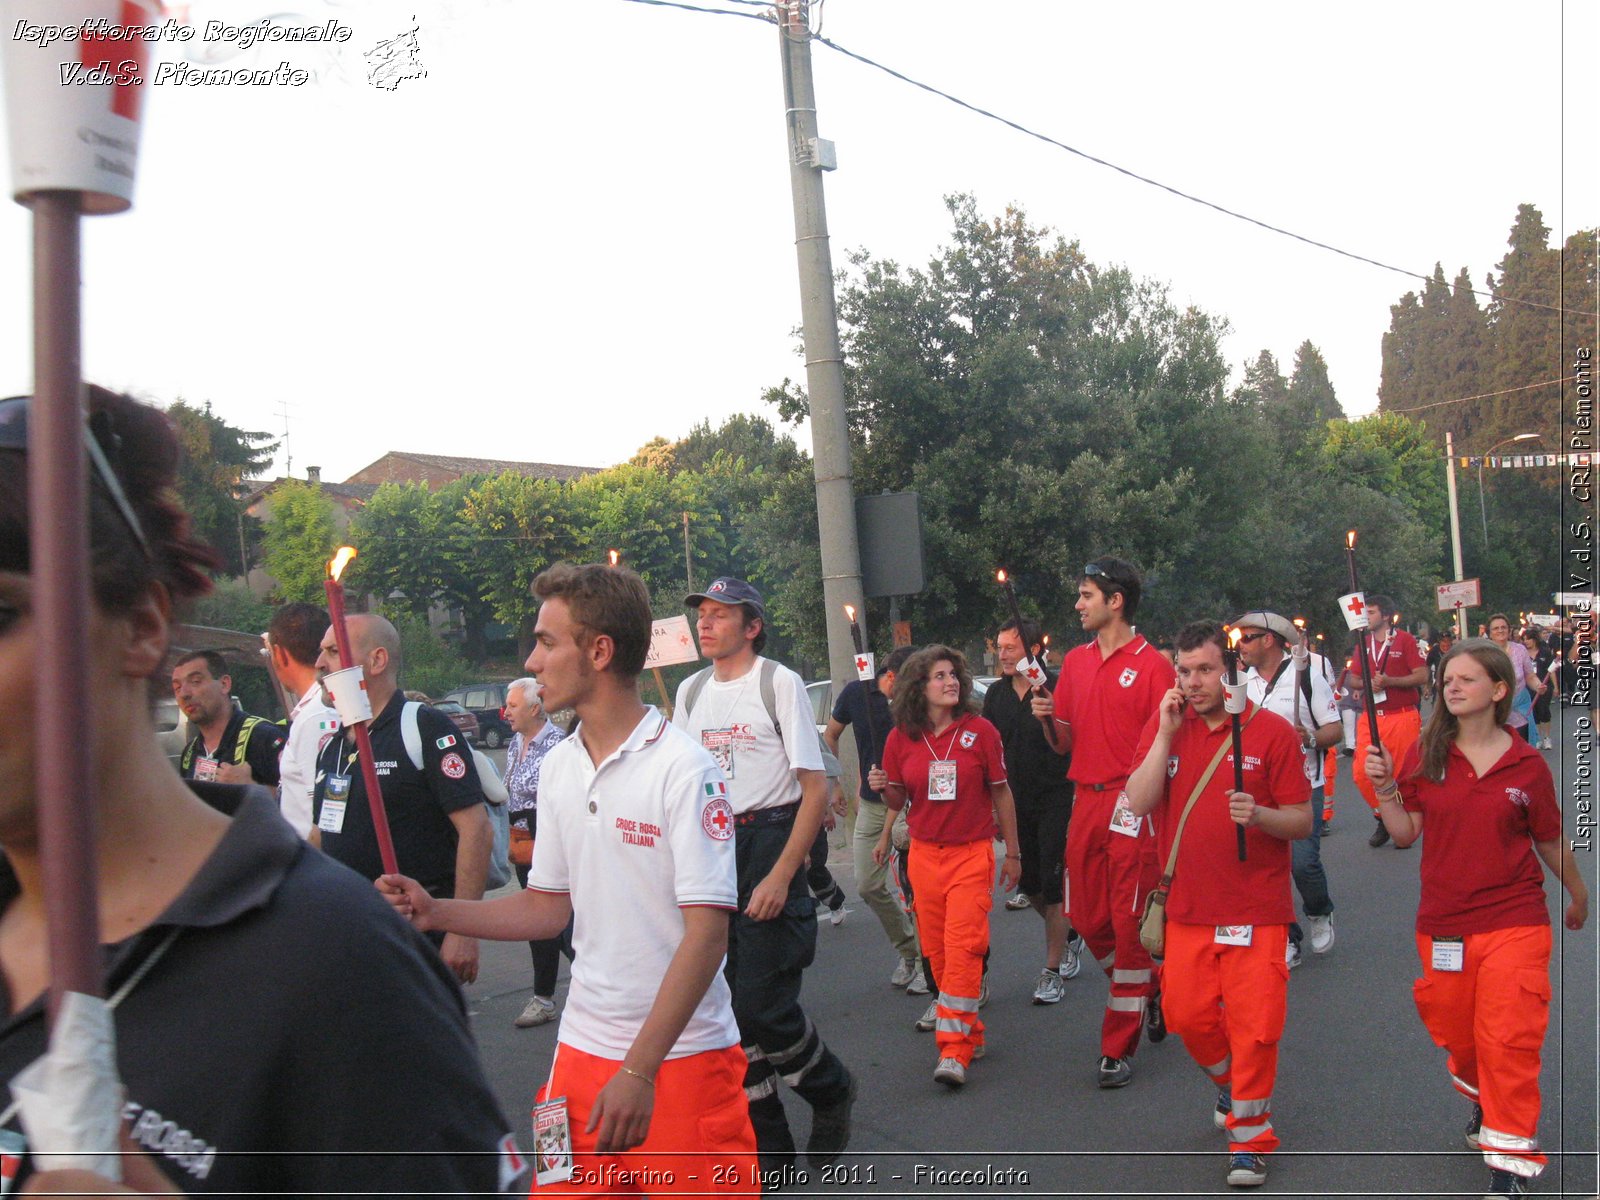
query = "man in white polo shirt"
xmin=675 ymin=577 xmax=857 ymax=1182
xmin=380 ymin=563 xmax=758 ymax=1196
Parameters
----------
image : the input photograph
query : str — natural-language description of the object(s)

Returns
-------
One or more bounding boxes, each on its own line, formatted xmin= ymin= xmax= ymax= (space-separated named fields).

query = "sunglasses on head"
xmin=1082 ymin=562 xmax=1125 ymax=592
xmin=0 ymin=395 xmax=151 ymax=558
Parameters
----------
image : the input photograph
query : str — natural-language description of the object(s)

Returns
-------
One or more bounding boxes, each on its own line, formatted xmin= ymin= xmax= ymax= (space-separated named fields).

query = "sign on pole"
xmin=1553 ymin=592 xmax=1595 ymax=612
xmin=1435 ymin=579 xmax=1481 ymax=612
xmin=646 ymin=614 xmax=700 ymax=669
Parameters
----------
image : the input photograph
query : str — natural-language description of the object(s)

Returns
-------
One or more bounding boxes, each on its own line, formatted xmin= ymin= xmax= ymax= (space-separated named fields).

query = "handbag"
xmin=509 ymin=821 xmax=534 ymax=868
xmin=1139 ymin=710 xmax=1257 ymax=957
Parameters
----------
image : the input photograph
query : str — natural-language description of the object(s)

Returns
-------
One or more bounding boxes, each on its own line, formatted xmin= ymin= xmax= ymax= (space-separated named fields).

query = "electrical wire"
xmin=1383 ymin=376 xmax=1566 ymax=414
xmin=616 ymin=0 xmax=771 ymax=21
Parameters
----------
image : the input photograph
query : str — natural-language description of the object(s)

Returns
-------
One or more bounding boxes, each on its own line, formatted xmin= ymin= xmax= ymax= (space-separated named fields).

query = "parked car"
xmin=431 ymin=700 xmax=482 ymax=746
xmin=441 ymin=682 xmax=514 ymax=748
xmin=806 ymin=680 xmax=833 ymax=737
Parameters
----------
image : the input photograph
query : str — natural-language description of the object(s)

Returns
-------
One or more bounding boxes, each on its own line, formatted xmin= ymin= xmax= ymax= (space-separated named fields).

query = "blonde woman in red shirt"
xmin=1365 ymin=640 xmax=1587 ymax=1199
xmin=869 ymin=646 xmax=1021 ymax=1090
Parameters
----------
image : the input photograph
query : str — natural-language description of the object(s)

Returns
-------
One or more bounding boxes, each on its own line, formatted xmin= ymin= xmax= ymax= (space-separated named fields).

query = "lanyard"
xmin=921 ymin=720 xmax=962 ymax=762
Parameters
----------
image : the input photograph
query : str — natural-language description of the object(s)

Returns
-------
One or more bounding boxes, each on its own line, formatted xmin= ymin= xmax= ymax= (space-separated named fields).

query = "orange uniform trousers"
xmin=906 ymin=838 xmax=993 ymax=1066
xmin=1351 ymin=708 xmax=1422 ymax=813
xmin=534 ymin=1043 xmax=758 ymax=1196
xmin=1064 ymin=786 xmax=1161 ymax=1059
xmin=1413 ymin=925 xmax=1552 ymax=1180
xmin=1161 ymin=921 xmax=1289 ymax=1157
xmin=1322 ymin=748 xmax=1337 ymax=822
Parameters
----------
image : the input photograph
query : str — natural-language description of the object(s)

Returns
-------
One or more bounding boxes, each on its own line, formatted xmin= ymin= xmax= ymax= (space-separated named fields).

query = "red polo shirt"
xmin=1133 ymin=703 xmax=1310 ymax=926
xmin=1399 ymin=737 xmax=1562 ymax=935
xmin=1368 ymin=629 xmax=1426 ymax=712
xmin=882 ymin=715 xmax=1006 ymax=845
xmin=1053 ymin=635 xmax=1175 ymax=786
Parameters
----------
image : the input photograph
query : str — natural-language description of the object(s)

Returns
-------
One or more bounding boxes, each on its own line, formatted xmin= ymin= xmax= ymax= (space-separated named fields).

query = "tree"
xmin=260 ymin=481 xmax=338 ymax=603
xmin=166 ymin=400 xmax=277 ymax=576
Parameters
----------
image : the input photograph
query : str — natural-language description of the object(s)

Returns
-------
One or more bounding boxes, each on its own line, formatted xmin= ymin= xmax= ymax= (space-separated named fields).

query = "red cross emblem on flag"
xmin=1338 ymin=591 xmax=1369 ymax=631
xmin=855 ymin=656 xmax=869 ymax=673
xmin=1346 ymin=596 xmax=1364 ymax=617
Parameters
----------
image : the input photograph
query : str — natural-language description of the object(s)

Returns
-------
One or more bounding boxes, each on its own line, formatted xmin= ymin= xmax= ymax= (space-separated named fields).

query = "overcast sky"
xmin=2 ymin=0 xmax=1594 ymax=482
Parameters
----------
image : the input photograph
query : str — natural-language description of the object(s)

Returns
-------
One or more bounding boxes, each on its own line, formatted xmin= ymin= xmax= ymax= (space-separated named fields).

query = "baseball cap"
xmin=685 ymin=577 xmax=765 ymax=617
xmin=1231 ymin=610 xmax=1301 ymax=646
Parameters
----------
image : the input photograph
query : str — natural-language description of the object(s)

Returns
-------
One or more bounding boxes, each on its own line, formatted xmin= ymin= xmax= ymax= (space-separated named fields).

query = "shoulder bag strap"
xmin=1157 ymin=708 xmax=1257 ymax=886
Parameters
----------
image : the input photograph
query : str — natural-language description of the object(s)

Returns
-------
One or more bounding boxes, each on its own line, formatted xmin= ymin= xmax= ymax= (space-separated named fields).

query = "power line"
xmin=1384 ymin=376 xmax=1565 ymax=414
xmin=616 ymin=0 xmax=770 ymax=21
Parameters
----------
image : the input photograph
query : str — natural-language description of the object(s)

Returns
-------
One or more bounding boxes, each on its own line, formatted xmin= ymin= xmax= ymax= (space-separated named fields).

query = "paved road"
xmin=466 ymin=706 xmax=1598 ymax=1198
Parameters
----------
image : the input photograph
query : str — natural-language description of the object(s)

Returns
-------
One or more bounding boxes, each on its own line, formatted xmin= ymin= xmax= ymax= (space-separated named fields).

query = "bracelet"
xmin=618 ymin=1066 xmax=655 ymax=1087
xmin=1005 ymin=853 xmax=1021 ymax=860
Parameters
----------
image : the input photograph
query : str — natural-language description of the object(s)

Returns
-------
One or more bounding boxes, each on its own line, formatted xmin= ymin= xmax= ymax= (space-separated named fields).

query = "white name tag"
xmin=1108 ymin=793 xmax=1142 ymax=838
xmin=193 ymin=756 xmax=219 ymax=782
xmin=532 ymin=1094 xmax=574 ymax=1185
xmin=1431 ymin=936 xmax=1464 ymax=973
xmin=928 ymin=759 xmax=957 ymax=802
xmin=1370 ymin=686 xmax=1388 ymax=705
xmin=1214 ymin=924 xmax=1253 ymax=946
xmin=317 ymin=798 xmax=346 ymax=834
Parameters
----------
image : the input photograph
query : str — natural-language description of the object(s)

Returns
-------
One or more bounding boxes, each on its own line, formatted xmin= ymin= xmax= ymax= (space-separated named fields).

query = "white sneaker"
xmin=1060 ymin=934 xmax=1084 ymax=980
xmin=1285 ymin=941 xmax=1302 ymax=970
xmin=1005 ymin=892 xmax=1032 ymax=910
xmin=1540 ymin=737 xmax=1553 ymax=751
xmin=906 ymin=963 xmax=930 ymax=996
xmin=514 ymin=995 xmax=557 ymax=1028
xmin=890 ymin=958 xmax=916 ymax=988
xmin=933 ymin=1057 xmax=966 ymax=1088
xmin=829 ymin=904 xmax=846 ymax=927
xmin=1032 ymin=969 xmax=1065 ymax=1005
xmin=978 ymin=977 xmax=990 ymax=1008
xmin=914 ymin=1000 xmax=938 ymax=1032
xmin=1306 ymin=913 xmax=1335 ymax=954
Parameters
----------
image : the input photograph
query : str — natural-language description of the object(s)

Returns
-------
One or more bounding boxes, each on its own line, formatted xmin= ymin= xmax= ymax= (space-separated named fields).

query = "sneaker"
xmin=513 ymin=995 xmax=557 ymax=1028
xmin=1214 ymin=1087 xmax=1231 ymax=1130
xmin=1006 ymin=892 xmax=1032 ymax=910
xmin=890 ymin=958 xmax=916 ymax=989
xmin=1483 ymin=1167 xmax=1529 ymax=1197
xmin=1465 ymin=1102 xmax=1483 ymax=1150
xmin=972 ymin=1042 xmax=986 ymax=1060
xmin=1059 ymin=941 xmax=1083 ymax=981
xmin=1285 ymin=941 xmax=1302 ymax=970
xmin=1032 ymin=969 xmax=1065 ymax=1005
xmin=1226 ymin=1151 xmax=1267 ymax=1187
xmin=906 ymin=963 xmax=930 ymax=996
xmin=829 ymin=903 xmax=846 ymax=927
xmin=1369 ymin=820 xmax=1391 ymax=848
xmin=914 ymin=1000 xmax=938 ymax=1032
xmin=1097 ymin=1055 xmax=1132 ymax=1089
xmin=933 ymin=1057 xmax=966 ymax=1088
xmin=1306 ymin=913 xmax=1335 ymax=954
xmin=978 ymin=977 xmax=990 ymax=1008
xmin=1146 ymin=991 xmax=1167 ymax=1043
xmin=805 ymin=1074 xmax=856 ymax=1168
xmin=1539 ymin=737 xmax=1552 ymax=751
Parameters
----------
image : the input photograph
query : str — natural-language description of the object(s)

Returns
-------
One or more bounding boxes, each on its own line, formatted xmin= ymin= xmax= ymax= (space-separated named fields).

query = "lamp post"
xmin=1475 ymin=433 xmax=1541 ymax=551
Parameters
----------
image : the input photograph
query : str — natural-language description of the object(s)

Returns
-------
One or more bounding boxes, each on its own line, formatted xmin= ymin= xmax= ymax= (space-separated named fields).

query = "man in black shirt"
xmin=312 ymin=614 xmax=492 ymax=984
xmin=173 ymin=650 xmax=285 ymax=788
xmin=981 ymin=619 xmax=1081 ymax=1003
xmin=825 ymin=645 xmax=923 ymax=991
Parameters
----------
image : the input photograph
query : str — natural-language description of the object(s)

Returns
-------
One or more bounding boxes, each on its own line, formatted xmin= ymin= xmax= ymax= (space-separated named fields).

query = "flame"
xmin=329 ymin=546 xmax=357 ymax=581
xmin=1042 ymin=634 xmax=1050 ymax=647
xmin=843 ymin=604 xmax=856 ymax=622
xmin=996 ymin=569 xmax=1008 ymax=585
xmin=1346 ymin=529 xmax=1357 ymax=549
xmin=607 ymin=549 xmax=620 ymax=567
xmin=1226 ymin=625 xmax=1242 ymax=649
xmin=1292 ymin=617 xmax=1306 ymax=629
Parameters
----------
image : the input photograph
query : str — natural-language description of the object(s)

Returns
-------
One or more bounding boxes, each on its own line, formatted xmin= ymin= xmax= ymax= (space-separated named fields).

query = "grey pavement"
xmin=464 ymin=705 xmax=1598 ymax=1198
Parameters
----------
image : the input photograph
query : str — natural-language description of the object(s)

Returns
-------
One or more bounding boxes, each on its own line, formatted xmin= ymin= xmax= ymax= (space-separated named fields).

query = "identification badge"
xmin=193 ymin=756 xmax=219 ymax=782
xmin=1370 ymin=686 xmax=1388 ymax=705
xmin=1431 ymin=936 xmax=1464 ymax=973
xmin=1108 ymin=793 xmax=1142 ymax=838
xmin=701 ymin=728 xmax=735 ymax=779
xmin=1214 ymin=924 xmax=1254 ymax=946
xmin=532 ymin=1094 xmax=574 ymax=1186
xmin=319 ymin=772 xmax=351 ymax=834
xmin=928 ymin=759 xmax=957 ymax=802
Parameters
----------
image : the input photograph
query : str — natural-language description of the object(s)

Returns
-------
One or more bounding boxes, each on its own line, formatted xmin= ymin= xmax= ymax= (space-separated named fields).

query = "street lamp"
xmin=1476 ymin=433 xmax=1541 ymax=550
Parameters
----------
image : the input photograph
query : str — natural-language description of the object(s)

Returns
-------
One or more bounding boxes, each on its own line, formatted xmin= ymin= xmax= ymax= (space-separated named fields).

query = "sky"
xmin=2 ymin=0 xmax=1595 ymax=483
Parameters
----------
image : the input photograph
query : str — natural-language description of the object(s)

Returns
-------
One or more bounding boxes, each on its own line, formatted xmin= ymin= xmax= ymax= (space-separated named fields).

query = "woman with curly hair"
xmin=1365 ymin=639 xmax=1587 ymax=1199
xmin=868 ymin=645 xmax=1019 ymax=1089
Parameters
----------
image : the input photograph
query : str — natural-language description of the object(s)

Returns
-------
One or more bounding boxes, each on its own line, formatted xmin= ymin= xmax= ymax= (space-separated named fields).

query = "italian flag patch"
xmin=704 ymin=780 xmax=727 ymax=799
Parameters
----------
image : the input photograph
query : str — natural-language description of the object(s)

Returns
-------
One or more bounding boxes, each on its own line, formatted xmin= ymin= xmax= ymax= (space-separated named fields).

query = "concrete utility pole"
xmin=776 ymin=0 xmax=866 ymax=689
xmin=1444 ymin=431 xmax=1467 ymax=639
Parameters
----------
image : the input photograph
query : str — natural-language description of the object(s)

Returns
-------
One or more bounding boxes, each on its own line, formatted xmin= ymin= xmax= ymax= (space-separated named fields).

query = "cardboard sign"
xmin=645 ymin=614 xmax=700 ymax=668
xmin=1434 ymin=579 xmax=1481 ymax=612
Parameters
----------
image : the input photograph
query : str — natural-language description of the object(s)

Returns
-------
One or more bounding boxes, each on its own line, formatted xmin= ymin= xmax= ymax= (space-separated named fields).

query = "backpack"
xmin=399 ymin=701 xmax=513 ymax=891
xmin=679 ymin=658 xmax=833 ymax=766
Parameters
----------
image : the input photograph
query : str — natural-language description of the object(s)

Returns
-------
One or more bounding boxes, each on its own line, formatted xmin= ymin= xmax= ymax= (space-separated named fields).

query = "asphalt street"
xmin=466 ymin=705 xmax=1598 ymax=1199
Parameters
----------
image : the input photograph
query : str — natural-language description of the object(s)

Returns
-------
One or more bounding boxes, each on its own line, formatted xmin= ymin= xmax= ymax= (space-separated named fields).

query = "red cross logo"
xmin=1345 ymin=596 xmax=1365 ymax=617
xmin=855 ymin=655 xmax=869 ymax=674
xmin=710 ymin=808 xmax=730 ymax=833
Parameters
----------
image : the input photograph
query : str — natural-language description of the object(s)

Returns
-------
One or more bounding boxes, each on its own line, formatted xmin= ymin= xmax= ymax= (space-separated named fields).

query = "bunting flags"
xmin=1458 ymin=453 xmax=1590 ymax=469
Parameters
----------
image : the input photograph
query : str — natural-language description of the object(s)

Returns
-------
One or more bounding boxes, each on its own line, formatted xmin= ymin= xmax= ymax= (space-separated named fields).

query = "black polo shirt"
xmin=981 ymin=670 xmax=1072 ymax=806
xmin=179 ymin=708 xmax=286 ymax=787
xmin=0 ymin=786 xmax=515 ymax=1195
xmin=313 ymin=692 xmax=484 ymax=896
xmin=831 ymin=679 xmax=893 ymax=801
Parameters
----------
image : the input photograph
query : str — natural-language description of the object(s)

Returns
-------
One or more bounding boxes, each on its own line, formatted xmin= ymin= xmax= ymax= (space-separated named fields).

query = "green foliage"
xmin=259 ymin=480 xmax=338 ymax=603
xmin=384 ymin=608 xmax=475 ymax=700
xmin=166 ymin=400 xmax=277 ymax=576
xmin=183 ymin=576 xmax=274 ymax=634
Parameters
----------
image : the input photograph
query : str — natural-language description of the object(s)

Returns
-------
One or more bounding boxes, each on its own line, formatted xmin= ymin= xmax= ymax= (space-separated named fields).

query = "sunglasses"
xmin=1238 ymin=631 xmax=1271 ymax=645
xmin=0 ymin=395 xmax=152 ymax=558
xmin=1082 ymin=562 xmax=1125 ymax=593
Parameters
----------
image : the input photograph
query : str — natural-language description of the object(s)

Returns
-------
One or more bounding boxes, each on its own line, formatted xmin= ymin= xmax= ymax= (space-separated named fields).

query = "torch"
xmin=996 ymin=569 xmax=1051 ymax=692
xmin=843 ymin=604 xmax=882 ymax=777
xmin=324 ymin=546 xmax=400 ymax=875
xmin=1223 ymin=626 xmax=1249 ymax=862
xmin=1342 ymin=530 xmax=1383 ymax=748
xmin=608 ymin=548 xmax=620 ymax=567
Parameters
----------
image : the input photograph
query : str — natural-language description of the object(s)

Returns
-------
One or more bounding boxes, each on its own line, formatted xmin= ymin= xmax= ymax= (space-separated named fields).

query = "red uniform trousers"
xmin=534 ymin=1043 xmax=758 ymax=1196
xmin=1063 ymin=784 xmax=1161 ymax=1059
xmin=1161 ymin=921 xmax=1288 ymax=1157
xmin=1351 ymin=708 xmax=1422 ymax=813
xmin=906 ymin=839 xmax=992 ymax=1066
xmin=1322 ymin=748 xmax=1337 ymax=822
xmin=1413 ymin=926 xmax=1551 ymax=1180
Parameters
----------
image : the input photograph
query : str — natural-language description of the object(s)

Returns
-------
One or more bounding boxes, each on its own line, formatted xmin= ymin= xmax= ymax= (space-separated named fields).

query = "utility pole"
xmin=683 ymin=510 xmax=693 ymax=592
xmin=776 ymin=0 xmax=867 ymax=689
xmin=1444 ymin=431 xmax=1466 ymax=639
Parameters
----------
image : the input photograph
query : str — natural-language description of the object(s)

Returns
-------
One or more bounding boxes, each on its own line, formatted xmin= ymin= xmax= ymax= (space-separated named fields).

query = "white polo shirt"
xmin=528 ymin=706 xmax=740 ymax=1060
xmin=672 ymin=656 xmax=823 ymax=814
xmin=1245 ymin=651 xmax=1339 ymax=788
xmin=279 ymin=688 xmax=342 ymax=836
